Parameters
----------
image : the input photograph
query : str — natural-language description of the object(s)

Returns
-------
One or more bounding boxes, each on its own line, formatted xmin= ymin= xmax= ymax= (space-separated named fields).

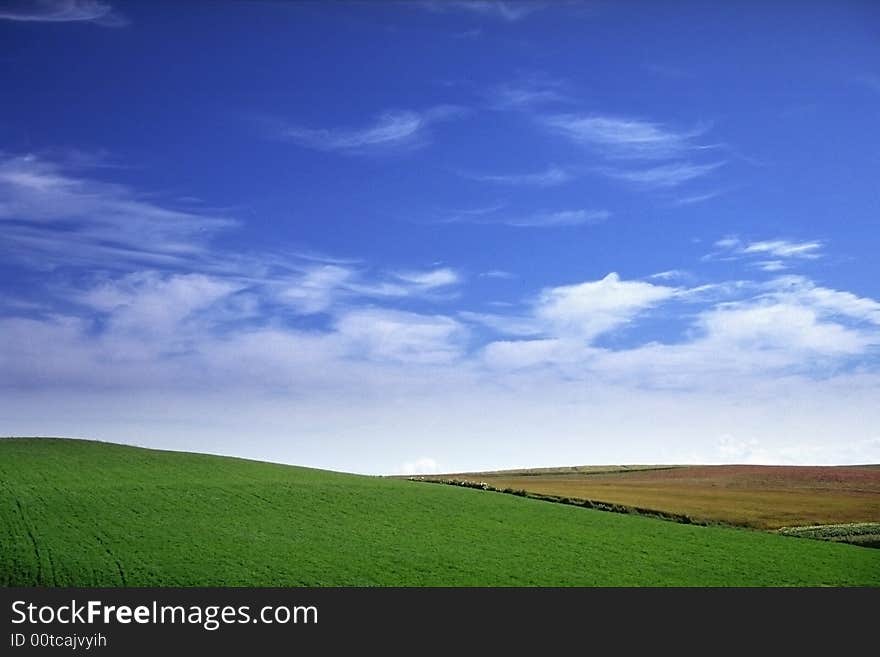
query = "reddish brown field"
xmin=437 ymin=465 xmax=880 ymax=529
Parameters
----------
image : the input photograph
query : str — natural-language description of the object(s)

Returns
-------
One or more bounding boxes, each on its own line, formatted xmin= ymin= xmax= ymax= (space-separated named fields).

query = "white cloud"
xmin=765 ymin=276 xmax=880 ymax=326
xmin=480 ymin=270 xmax=516 ymax=279
xmin=274 ymin=265 xmax=462 ymax=314
xmin=335 ymin=308 xmax=466 ymax=364
xmin=541 ymin=113 xmax=725 ymax=195
xmin=743 ymin=239 xmax=823 ymax=259
xmin=397 ymin=457 xmax=442 ymax=475
xmin=392 ymin=267 xmax=460 ymax=288
xmin=715 ymin=434 xmax=880 ymax=466
xmin=710 ymin=236 xmax=824 ymax=265
xmin=603 ymin=161 xmax=725 ymax=189
xmin=419 ymin=1 xmax=545 ymax=23
xmin=437 ymin=205 xmax=609 ymax=228
xmin=483 ymin=337 xmax=590 ymax=370
xmin=588 ymin=280 xmax=880 ymax=385
xmin=543 ymin=114 xmax=707 ymax=160
xmin=503 ymin=209 xmax=609 ymax=228
xmin=349 ymin=268 xmax=462 ymax=301
xmin=459 ymin=311 xmax=543 ymax=337
xmin=277 ymin=106 xmax=464 ymax=154
xmin=715 ymin=235 xmax=741 ymax=249
xmin=534 ymin=272 xmax=678 ymax=340
xmin=0 ymin=0 xmax=126 ymax=26
xmin=474 ymin=272 xmax=880 ymax=387
xmin=0 ymin=154 xmax=234 ymax=269
xmin=2 ymin=156 xmax=878 ymax=471
xmin=0 ymin=154 xmax=471 ymax=327
xmin=698 ymin=301 xmax=869 ymax=355
xmin=756 ymin=260 xmax=787 ymax=272
xmin=0 ymin=271 xmax=470 ymax=388
xmin=672 ymin=190 xmax=725 ymax=205
xmin=478 ymin=274 xmax=679 ymax=370
xmin=487 ymin=76 xmax=570 ymax=109
xmin=80 ymin=271 xmax=242 ymax=337
xmin=3 ymin=259 xmax=880 ymax=471
xmin=276 ymin=265 xmax=354 ymax=315
xmin=461 ymin=166 xmax=573 ymax=187
xmin=649 ymin=270 xmax=689 ymax=281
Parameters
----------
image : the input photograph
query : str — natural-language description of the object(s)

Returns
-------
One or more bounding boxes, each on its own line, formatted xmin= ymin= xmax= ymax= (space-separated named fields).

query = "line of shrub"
xmin=410 ymin=476 xmax=707 ymax=526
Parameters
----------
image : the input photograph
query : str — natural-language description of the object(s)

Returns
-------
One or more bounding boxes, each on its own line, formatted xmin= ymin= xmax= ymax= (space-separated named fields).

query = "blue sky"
xmin=1 ymin=0 xmax=879 ymax=473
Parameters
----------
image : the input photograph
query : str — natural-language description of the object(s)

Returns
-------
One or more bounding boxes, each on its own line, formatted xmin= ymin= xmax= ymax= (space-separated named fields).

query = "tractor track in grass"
xmin=12 ymin=497 xmax=42 ymax=585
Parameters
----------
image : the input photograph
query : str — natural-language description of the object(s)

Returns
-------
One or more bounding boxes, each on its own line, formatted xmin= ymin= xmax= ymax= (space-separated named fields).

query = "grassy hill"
xmin=1 ymin=438 xmax=879 ymax=586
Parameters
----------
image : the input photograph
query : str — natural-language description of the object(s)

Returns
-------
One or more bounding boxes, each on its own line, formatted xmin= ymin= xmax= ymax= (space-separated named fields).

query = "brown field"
xmin=427 ymin=465 xmax=880 ymax=529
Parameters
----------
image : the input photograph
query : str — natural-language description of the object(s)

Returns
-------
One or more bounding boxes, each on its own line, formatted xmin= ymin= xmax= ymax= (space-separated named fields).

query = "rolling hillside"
xmin=1 ymin=438 xmax=878 ymax=586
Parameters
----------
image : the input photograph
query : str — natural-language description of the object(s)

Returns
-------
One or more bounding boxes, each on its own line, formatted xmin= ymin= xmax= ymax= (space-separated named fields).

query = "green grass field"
xmin=2 ymin=438 xmax=879 ymax=586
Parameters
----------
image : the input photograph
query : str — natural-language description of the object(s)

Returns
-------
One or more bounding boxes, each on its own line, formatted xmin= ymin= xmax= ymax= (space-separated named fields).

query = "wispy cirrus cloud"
xmin=742 ymin=239 xmax=824 ymax=259
xmin=649 ymin=270 xmax=691 ymax=282
xmin=542 ymin=114 xmax=709 ymax=160
xmin=0 ymin=0 xmax=127 ymax=26
xmin=601 ymin=161 xmax=726 ymax=189
xmin=672 ymin=190 xmax=726 ymax=206
xmin=271 ymin=264 xmax=462 ymax=315
xmin=0 ymin=153 xmax=234 ymax=270
xmin=755 ymin=260 xmax=787 ymax=272
xmin=274 ymin=106 xmax=465 ymax=154
xmin=392 ymin=268 xmax=461 ymax=288
xmin=503 ymin=209 xmax=609 ymax=227
xmin=437 ymin=205 xmax=609 ymax=228
xmin=479 ymin=269 xmax=516 ymax=280
xmin=486 ymin=76 xmax=570 ymax=110
xmin=459 ymin=310 xmax=543 ymax=337
xmin=542 ymin=113 xmax=725 ymax=196
xmin=706 ymin=236 xmax=824 ymax=271
xmin=417 ymin=1 xmax=546 ymax=22
xmin=0 ymin=152 xmax=466 ymax=319
xmin=459 ymin=165 xmax=572 ymax=187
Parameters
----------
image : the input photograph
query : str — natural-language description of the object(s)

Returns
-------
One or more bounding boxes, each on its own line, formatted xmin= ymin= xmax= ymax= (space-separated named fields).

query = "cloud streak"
xmin=0 ymin=152 xmax=467 ymax=322
xmin=503 ymin=209 xmax=609 ymax=227
xmin=0 ymin=0 xmax=126 ymax=26
xmin=418 ymin=1 xmax=546 ymax=22
xmin=742 ymin=239 xmax=823 ymax=259
xmin=276 ymin=106 xmax=465 ymax=154
xmin=0 ymin=153 xmax=235 ymax=270
xmin=543 ymin=114 xmax=709 ymax=160
xmin=438 ymin=205 xmax=609 ymax=228
xmin=602 ymin=161 xmax=726 ymax=189
xmin=486 ymin=76 xmax=570 ymax=110
xmin=541 ymin=113 xmax=725 ymax=195
xmin=274 ymin=265 xmax=462 ymax=315
xmin=460 ymin=166 xmax=573 ymax=187
xmin=707 ymin=236 xmax=824 ymax=270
